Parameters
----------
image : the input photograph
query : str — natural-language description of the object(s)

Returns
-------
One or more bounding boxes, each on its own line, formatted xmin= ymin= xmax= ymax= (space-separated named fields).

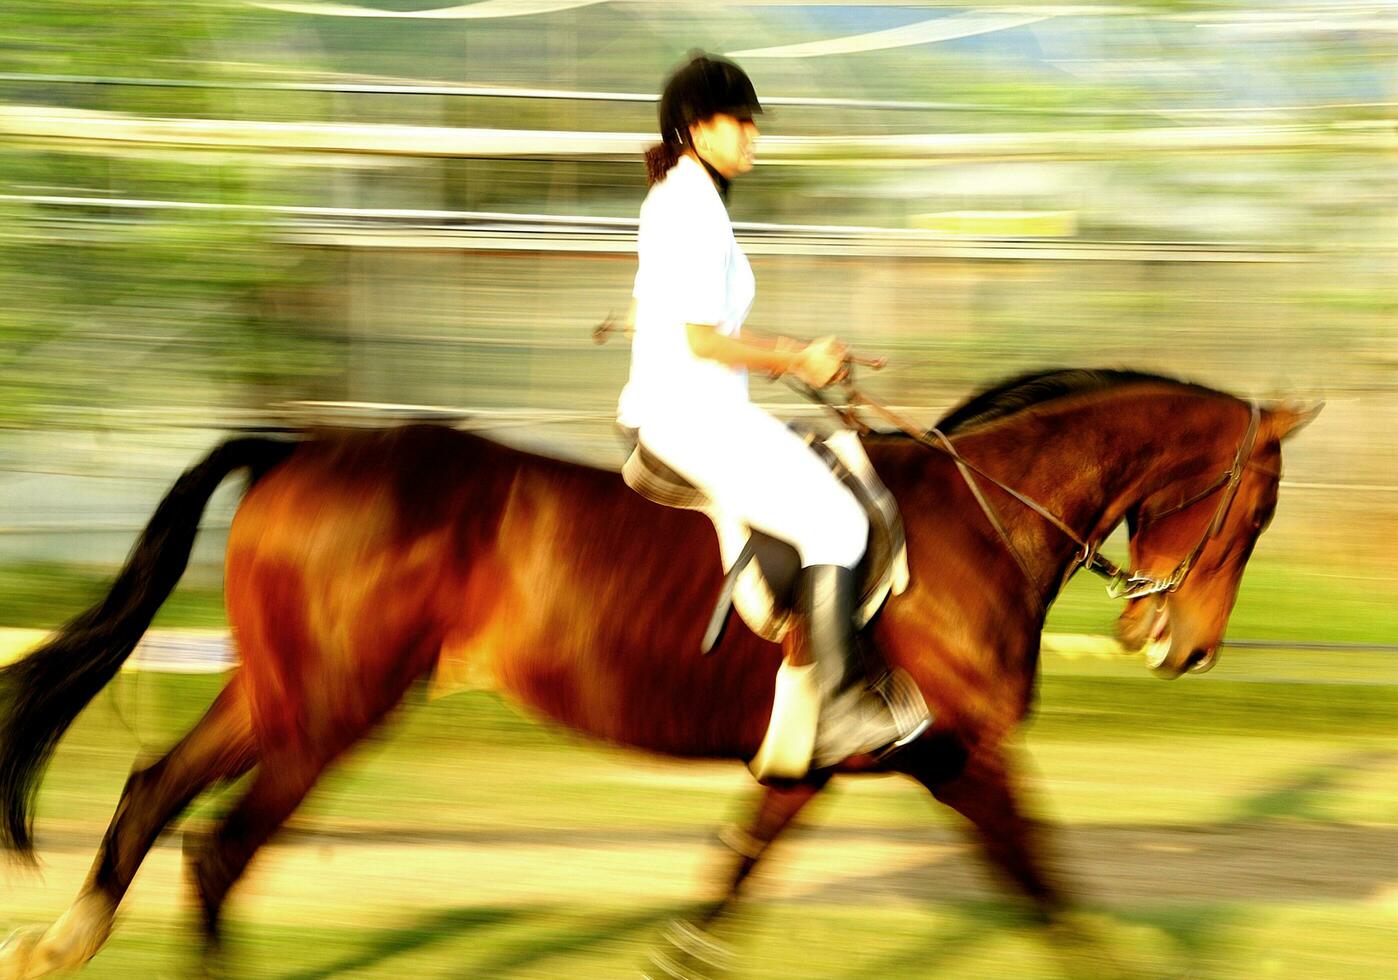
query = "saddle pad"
xmin=623 ymin=426 xmax=909 ymax=644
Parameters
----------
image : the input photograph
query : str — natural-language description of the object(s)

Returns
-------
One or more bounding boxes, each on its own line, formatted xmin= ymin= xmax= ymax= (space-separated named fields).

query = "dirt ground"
xmin=6 ymin=817 xmax=1396 ymax=934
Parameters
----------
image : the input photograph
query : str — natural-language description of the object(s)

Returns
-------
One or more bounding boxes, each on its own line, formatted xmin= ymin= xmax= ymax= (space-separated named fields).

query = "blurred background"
xmin=0 ymin=2 xmax=1394 ymax=978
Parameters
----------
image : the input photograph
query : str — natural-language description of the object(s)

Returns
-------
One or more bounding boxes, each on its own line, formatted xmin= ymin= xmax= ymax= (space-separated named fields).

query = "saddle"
xmin=621 ymin=422 xmax=910 ymax=651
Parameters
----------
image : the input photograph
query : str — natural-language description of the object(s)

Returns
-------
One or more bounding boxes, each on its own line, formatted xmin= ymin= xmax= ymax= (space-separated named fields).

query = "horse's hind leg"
xmin=1 ymin=675 xmax=256 ymax=979
xmin=183 ymin=746 xmax=331 ymax=955
xmin=183 ymin=647 xmax=433 ymax=960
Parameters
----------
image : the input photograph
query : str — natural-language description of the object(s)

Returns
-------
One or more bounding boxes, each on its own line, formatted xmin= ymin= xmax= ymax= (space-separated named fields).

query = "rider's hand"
xmin=792 ymin=335 xmax=850 ymax=389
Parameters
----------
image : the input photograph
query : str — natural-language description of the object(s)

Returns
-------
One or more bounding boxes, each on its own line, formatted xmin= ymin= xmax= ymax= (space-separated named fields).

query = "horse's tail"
xmin=0 ymin=435 xmax=298 ymax=857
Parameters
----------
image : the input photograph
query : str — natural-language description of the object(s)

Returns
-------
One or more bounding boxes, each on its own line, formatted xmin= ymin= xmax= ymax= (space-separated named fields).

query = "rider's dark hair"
xmin=645 ymin=140 xmax=685 ymax=186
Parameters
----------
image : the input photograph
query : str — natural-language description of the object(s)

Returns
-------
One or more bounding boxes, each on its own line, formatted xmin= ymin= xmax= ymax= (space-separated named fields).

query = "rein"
xmin=794 ymin=376 xmax=1263 ymax=611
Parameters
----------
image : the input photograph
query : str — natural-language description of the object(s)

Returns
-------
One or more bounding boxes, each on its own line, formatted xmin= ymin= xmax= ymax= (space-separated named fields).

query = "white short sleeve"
xmin=634 ymin=190 xmax=729 ymax=326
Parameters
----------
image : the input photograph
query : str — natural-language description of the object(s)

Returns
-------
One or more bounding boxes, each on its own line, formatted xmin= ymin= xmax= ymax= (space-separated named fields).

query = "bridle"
xmin=1115 ymin=401 xmax=1264 ymax=599
xmin=794 ymin=377 xmax=1267 ymax=614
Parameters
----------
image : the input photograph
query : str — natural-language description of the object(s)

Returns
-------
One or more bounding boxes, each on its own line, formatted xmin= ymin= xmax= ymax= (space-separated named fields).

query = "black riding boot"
xmin=798 ymin=565 xmax=931 ymax=768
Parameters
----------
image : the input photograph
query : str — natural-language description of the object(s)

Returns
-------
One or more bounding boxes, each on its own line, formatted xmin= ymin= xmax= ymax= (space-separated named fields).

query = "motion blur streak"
xmin=0 ymin=2 xmax=1393 ymax=978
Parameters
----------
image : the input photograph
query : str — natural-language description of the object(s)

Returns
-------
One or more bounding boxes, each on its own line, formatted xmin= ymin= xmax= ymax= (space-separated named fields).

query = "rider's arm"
xmin=687 ymin=325 xmax=847 ymax=388
xmin=685 ymin=323 xmax=801 ymax=376
xmin=623 ymin=298 xmax=637 ymax=339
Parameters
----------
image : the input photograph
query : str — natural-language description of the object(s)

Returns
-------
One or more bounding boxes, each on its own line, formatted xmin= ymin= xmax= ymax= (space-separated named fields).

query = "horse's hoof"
xmin=0 ymin=928 xmax=41 ymax=980
xmin=25 ymin=892 xmax=115 ymax=978
xmin=645 ymin=919 xmax=736 ymax=979
xmin=0 ymin=892 xmax=116 ymax=979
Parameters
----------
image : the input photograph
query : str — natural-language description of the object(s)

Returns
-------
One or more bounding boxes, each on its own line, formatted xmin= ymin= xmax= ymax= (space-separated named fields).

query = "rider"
xmin=618 ymin=53 xmax=929 ymax=778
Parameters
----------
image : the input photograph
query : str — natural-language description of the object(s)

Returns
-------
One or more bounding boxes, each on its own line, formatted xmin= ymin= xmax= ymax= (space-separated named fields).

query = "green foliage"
xmin=0 ymin=1 xmax=249 ymax=84
xmin=0 ymin=2 xmax=340 ymax=424
xmin=0 ymin=199 xmax=338 ymax=424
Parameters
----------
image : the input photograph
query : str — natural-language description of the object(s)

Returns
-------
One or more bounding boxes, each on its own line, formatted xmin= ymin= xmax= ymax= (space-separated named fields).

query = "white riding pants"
xmin=638 ymin=400 xmax=868 ymax=569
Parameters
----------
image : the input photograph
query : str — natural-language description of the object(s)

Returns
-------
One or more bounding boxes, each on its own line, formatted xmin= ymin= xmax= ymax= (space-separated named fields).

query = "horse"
xmin=0 ymin=369 xmax=1318 ymax=977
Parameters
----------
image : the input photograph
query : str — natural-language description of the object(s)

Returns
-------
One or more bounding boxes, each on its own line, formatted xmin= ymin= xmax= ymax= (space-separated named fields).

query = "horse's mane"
xmin=933 ymin=368 xmax=1223 ymax=435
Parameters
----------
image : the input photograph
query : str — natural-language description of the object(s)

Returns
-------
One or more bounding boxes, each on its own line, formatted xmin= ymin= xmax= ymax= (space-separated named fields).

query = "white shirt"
xmin=618 ymin=155 xmax=756 ymax=429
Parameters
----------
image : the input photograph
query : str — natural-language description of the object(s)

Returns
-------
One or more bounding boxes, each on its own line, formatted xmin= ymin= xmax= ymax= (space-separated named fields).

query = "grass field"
xmin=0 ymin=556 xmax=1395 ymax=978
xmin=2 ymin=646 xmax=1395 ymax=978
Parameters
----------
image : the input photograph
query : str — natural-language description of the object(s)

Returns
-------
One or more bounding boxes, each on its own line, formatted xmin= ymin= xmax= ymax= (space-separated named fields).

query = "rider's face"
xmin=690 ymin=113 xmax=760 ymax=179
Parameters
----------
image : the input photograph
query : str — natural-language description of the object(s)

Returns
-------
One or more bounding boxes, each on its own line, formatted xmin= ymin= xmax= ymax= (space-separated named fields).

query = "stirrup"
xmin=811 ymin=668 xmax=931 ymax=769
xmin=873 ymin=668 xmax=932 ymax=752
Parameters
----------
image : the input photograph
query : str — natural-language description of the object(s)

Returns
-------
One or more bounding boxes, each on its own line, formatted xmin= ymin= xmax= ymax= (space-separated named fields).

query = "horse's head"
xmin=1116 ymin=400 xmax=1321 ymax=677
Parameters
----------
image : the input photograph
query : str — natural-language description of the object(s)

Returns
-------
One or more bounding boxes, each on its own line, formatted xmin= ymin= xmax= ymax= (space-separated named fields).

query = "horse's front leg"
xmin=910 ymin=746 xmax=1066 ymax=921
xmin=910 ymin=746 xmax=1142 ymax=977
xmin=704 ymin=772 xmax=832 ymax=924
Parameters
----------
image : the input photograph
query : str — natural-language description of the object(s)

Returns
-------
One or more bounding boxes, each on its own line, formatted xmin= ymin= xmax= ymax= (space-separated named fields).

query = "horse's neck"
xmin=1056 ymin=393 xmax=1244 ymax=530
xmin=883 ymin=391 xmax=1241 ymax=605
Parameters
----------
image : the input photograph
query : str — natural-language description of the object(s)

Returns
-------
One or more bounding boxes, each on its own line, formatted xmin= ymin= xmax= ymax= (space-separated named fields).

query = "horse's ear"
xmin=1264 ymin=400 xmax=1324 ymax=441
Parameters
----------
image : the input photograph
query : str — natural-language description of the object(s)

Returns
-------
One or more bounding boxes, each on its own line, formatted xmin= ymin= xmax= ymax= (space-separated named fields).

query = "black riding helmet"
xmin=659 ymin=52 xmax=763 ymax=149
